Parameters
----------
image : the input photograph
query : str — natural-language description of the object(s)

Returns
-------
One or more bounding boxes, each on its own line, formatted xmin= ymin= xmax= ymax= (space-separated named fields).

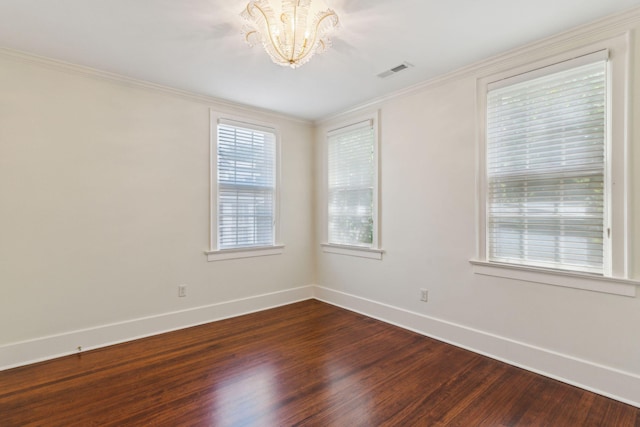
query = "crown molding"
xmin=0 ymin=47 xmax=313 ymax=126
xmin=316 ymin=6 xmax=640 ymax=125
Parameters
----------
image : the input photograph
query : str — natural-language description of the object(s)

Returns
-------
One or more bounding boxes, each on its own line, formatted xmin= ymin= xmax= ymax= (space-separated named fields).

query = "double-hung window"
xmin=473 ymin=37 xmax=637 ymax=296
xmin=486 ymin=54 xmax=608 ymax=275
xmin=207 ymin=114 xmax=282 ymax=261
xmin=323 ymin=114 xmax=382 ymax=259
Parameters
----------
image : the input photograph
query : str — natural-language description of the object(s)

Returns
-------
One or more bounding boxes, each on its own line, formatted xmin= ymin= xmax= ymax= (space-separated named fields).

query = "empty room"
xmin=1 ymin=0 xmax=640 ymax=425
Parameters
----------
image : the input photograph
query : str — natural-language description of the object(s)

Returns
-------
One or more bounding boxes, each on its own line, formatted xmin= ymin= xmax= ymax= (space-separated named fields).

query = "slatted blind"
xmin=486 ymin=58 xmax=607 ymax=274
xmin=327 ymin=120 xmax=375 ymax=247
xmin=217 ymin=121 xmax=276 ymax=249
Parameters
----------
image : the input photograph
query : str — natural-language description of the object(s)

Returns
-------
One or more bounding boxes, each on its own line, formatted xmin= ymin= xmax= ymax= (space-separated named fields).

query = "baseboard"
xmin=313 ymin=285 xmax=640 ymax=408
xmin=0 ymin=285 xmax=314 ymax=371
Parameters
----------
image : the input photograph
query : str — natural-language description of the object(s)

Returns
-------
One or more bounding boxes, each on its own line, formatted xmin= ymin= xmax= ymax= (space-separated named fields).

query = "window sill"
xmin=469 ymin=260 xmax=638 ymax=297
xmin=321 ymin=243 xmax=384 ymax=260
xmin=205 ymin=245 xmax=284 ymax=262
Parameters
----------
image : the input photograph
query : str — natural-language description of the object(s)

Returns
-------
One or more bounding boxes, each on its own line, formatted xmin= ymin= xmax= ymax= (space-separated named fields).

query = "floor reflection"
xmin=212 ymin=363 xmax=279 ymax=426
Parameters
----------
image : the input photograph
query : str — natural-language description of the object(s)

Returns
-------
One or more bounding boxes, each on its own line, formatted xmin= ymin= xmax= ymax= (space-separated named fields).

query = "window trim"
xmin=321 ymin=243 xmax=384 ymax=260
xmin=206 ymin=111 xmax=283 ymax=261
xmin=322 ymin=110 xmax=382 ymax=258
xmin=470 ymin=260 xmax=637 ymax=297
xmin=472 ymin=34 xmax=634 ymax=294
xmin=205 ymin=245 xmax=285 ymax=262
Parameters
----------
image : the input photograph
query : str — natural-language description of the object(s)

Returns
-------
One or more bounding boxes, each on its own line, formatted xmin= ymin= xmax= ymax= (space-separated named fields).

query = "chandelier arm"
xmin=247 ymin=3 xmax=292 ymax=64
xmin=289 ymin=2 xmax=298 ymax=63
xmin=293 ymin=10 xmax=337 ymax=63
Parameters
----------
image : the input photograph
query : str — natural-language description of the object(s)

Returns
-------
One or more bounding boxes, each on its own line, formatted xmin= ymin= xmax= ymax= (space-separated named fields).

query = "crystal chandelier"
xmin=241 ymin=0 xmax=339 ymax=69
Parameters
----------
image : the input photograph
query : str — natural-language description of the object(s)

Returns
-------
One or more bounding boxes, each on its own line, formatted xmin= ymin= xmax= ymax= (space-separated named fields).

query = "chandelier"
xmin=241 ymin=0 xmax=339 ymax=69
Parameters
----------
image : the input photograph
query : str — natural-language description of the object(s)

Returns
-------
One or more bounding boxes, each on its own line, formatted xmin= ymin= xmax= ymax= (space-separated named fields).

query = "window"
xmin=486 ymin=56 xmax=607 ymax=275
xmin=473 ymin=37 xmax=637 ymax=297
xmin=322 ymin=113 xmax=382 ymax=259
xmin=206 ymin=114 xmax=282 ymax=261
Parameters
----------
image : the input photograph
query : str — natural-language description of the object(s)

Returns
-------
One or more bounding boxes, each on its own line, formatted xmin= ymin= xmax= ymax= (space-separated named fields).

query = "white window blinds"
xmin=486 ymin=58 xmax=607 ymax=274
xmin=217 ymin=121 xmax=276 ymax=249
xmin=327 ymin=121 xmax=375 ymax=247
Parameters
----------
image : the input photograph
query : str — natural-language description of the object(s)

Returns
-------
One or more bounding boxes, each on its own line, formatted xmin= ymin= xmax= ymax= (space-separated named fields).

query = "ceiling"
xmin=1 ymin=0 xmax=639 ymax=121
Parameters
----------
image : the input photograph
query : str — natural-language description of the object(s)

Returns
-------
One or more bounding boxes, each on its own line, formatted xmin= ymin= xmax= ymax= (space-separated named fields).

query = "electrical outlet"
xmin=178 ymin=285 xmax=187 ymax=297
xmin=420 ymin=288 xmax=428 ymax=302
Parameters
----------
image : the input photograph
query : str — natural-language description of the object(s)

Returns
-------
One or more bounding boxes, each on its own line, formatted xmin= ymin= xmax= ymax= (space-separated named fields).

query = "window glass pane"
xmin=486 ymin=61 xmax=606 ymax=274
xmin=217 ymin=123 xmax=275 ymax=249
xmin=328 ymin=124 xmax=375 ymax=247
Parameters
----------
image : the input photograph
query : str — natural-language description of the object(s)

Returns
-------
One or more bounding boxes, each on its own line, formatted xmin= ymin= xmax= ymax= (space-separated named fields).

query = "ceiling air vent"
xmin=377 ymin=62 xmax=413 ymax=79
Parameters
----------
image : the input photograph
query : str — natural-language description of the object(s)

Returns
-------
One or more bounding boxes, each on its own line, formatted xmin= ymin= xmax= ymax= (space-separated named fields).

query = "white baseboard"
xmin=313 ymin=285 xmax=640 ymax=409
xmin=0 ymin=285 xmax=313 ymax=371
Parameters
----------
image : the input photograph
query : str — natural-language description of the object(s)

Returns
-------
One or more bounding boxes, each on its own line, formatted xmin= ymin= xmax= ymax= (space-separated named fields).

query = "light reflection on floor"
xmin=213 ymin=363 xmax=279 ymax=426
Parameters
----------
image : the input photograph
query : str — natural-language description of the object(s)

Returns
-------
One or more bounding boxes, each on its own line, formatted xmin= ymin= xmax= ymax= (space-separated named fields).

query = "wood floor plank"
xmin=0 ymin=300 xmax=638 ymax=426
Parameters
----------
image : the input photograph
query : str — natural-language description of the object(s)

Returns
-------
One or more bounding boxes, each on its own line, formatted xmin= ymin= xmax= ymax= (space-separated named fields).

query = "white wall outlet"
xmin=178 ymin=285 xmax=187 ymax=297
xmin=420 ymin=288 xmax=428 ymax=302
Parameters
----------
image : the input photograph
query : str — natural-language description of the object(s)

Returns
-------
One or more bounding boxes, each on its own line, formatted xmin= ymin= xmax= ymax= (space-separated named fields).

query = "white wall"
xmin=0 ymin=52 xmax=315 ymax=358
xmin=315 ymin=13 xmax=640 ymax=405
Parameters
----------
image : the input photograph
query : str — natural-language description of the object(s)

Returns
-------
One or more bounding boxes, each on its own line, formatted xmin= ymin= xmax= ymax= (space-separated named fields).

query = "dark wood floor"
xmin=1 ymin=300 xmax=638 ymax=426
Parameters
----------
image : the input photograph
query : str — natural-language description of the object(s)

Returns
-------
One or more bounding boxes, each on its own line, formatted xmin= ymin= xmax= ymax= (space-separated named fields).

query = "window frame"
xmin=321 ymin=111 xmax=383 ymax=260
xmin=206 ymin=111 xmax=283 ymax=262
xmin=472 ymin=35 xmax=637 ymax=296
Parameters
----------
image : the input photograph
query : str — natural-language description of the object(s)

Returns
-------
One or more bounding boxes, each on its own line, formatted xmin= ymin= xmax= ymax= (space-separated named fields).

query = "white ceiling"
xmin=1 ymin=0 xmax=639 ymax=121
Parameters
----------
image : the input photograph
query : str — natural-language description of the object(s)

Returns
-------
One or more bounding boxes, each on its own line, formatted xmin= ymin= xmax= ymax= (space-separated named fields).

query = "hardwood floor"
xmin=1 ymin=300 xmax=638 ymax=426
